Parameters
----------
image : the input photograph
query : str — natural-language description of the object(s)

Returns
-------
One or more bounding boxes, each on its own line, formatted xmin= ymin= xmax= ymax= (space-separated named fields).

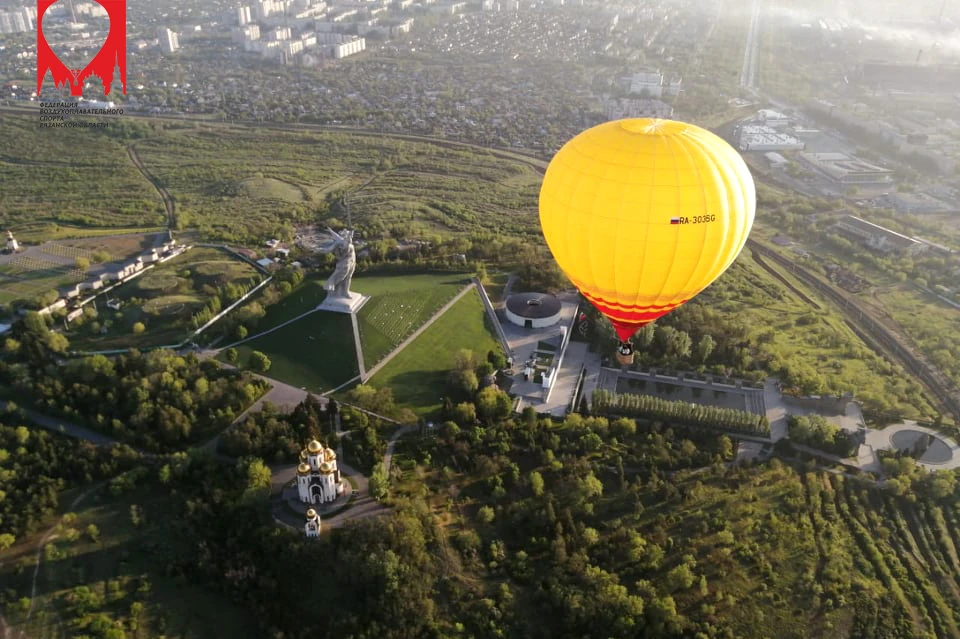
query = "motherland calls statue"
xmin=321 ymin=227 xmax=356 ymax=299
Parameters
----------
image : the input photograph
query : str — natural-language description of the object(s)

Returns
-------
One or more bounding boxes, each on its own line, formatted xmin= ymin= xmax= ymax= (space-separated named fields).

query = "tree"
xmin=235 ymin=325 xmax=248 ymax=340
xmin=452 ymin=402 xmax=477 ymax=426
xmin=132 ymin=322 xmax=146 ymax=334
xmin=636 ymin=322 xmax=656 ymax=349
xmin=666 ymin=563 xmax=696 ymax=591
xmin=487 ymin=349 xmax=507 ymax=370
xmin=449 ymin=369 xmax=479 ymax=395
xmin=530 ymin=471 xmax=544 ymax=497
xmin=85 ymin=524 xmax=100 ymax=543
xmin=477 ymin=505 xmax=495 ymax=524
xmin=225 ymin=348 xmax=239 ymax=363
xmin=74 ymin=256 xmax=90 ymax=271
xmin=476 ymin=386 xmax=512 ymax=424
xmin=369 ymin=462 xmax=389 ymax=501
xmin=249 ymin=350 xmax=271 ymax=373
xmin=0 ymin=533 xmax=14 ymax=550
xmin=695 ymin=334 xmax=715 ymax=364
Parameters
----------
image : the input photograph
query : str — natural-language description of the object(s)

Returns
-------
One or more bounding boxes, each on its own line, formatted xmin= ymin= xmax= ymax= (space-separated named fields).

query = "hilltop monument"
xmin=316 ymin=227 xmax=368 ymax=313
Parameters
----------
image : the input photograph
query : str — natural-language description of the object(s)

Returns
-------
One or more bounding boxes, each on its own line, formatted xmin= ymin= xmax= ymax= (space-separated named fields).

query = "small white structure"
xmin=505 ymin=293 xmax=563 ymax=329
xmin=5 ymin=231 xmax=19 ymax=253
xmin=304 ymin=508 xmax=321 ymax=537
xmin=296 ymin=440 xmax=344 ymax=505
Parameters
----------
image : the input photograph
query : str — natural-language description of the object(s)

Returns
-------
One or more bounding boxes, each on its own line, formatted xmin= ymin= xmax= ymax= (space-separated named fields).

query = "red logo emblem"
xmin=36 ymin=0 xmax=126 ymax=97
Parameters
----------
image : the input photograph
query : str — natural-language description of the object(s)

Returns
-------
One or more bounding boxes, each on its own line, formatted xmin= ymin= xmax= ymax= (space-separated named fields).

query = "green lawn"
xmin=481 ymin=271 xmax=510 ymax=305
xmin=226 ymin=310 xmax=359 ymax=392
xmin=353 ymin=273 xmax=469 ymax=369
xmin=367 ymin=287 xmax=503 ymax=415
xmin=0 ymin=485 xmax=257 ymax=639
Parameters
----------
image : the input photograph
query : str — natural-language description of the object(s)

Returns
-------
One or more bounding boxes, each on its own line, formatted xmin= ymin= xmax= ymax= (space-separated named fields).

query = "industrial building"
xmin=738 ymin=125 xmax=804 ymax=152
xmin=832 ymin=215 xmax=927 ymax=255
xmin=798 ymin=152 xmax=893 ymax=184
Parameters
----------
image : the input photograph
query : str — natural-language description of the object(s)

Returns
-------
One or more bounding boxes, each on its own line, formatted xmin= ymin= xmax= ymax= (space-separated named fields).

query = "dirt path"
xmin=4 ymin=484 xmax=103 ymax=639
xmin=128 ymin=144 xmax=175 ymax=231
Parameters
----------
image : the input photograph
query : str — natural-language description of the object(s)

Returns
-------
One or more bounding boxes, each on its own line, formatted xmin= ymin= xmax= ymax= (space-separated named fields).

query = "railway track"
xmin=749 ymin=239 xmax=960 ymax=423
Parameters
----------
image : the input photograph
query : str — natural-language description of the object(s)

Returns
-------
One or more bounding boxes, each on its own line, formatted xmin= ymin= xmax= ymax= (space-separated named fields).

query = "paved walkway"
xmin=271 ymin=423 xmax=415 ymax=532
xmin=362 ymin=283 xmax=474 ymax=382
xmin=865 ymin=421 xmax=960 ymax=471
xmin=0 ymin=401 xmax=131 ymax=449
xmin=383 ymin=425 xmax=416 ymax=475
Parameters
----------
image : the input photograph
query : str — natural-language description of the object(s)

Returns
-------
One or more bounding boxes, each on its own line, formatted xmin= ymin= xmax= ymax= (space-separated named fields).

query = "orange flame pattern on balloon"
xmin=539 ymin=118 xmax=756 ymax=342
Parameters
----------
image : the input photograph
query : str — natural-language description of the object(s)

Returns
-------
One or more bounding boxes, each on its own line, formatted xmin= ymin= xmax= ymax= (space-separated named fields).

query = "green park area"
xmin=674 ymin=252 xmax=937 ymax=422
xmin=353 ymin=272 xmax=469 ymax=369
xmin=0 ymin=117 xmax=167 ymax=234
xmin=0 ymin=485 xmax=257 ymax=639
xmin=219 ymin=271 xmax=471 ymax=393
xmin=131 ymin=125 xmax=542 ymax=243
xmin=65 ymin=247 xmax=263 ymax=351
xmin=367 ymin=287 xmax=503 ymax=415
xmin=227 ymin=309 xmax=358 ymax=393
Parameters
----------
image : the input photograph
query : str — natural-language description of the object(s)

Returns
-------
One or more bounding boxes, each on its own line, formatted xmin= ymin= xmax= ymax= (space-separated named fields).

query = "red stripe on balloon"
xmin=584 ymin=294 xmax=689 ymax=342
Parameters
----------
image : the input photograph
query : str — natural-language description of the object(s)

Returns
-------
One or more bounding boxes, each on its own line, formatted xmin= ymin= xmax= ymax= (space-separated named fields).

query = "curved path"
xmin=127 ymin=144 xmax=175 ymax=229
xmin=271 ymin=424 xmax=415 ymax=532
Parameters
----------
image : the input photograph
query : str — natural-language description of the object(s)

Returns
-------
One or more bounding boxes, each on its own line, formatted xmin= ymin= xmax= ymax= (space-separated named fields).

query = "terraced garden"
xmin=66 ymin=247 xmax=263 ymax=351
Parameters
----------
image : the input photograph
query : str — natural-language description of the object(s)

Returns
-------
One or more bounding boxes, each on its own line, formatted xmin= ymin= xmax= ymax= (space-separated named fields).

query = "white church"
xmin=296 ymin=439 xmax=344 ymax=505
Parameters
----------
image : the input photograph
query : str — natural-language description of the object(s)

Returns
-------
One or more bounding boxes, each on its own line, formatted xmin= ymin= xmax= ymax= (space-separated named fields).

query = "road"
xmin=740 ymin=0 xmax=762 ymax=92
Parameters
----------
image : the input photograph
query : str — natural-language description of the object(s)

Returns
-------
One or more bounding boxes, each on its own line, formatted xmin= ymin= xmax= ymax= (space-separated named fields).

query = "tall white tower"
xmin=318 ymin=462 xmax=336 ymax=503
xmin=304 ymin=508 xmax=321 ymax=537
xmin=296 ymin=463 xmax=311 ymax=502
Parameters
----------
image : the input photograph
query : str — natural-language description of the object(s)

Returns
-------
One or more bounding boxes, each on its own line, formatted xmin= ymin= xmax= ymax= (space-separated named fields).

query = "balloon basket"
xmin=615 ymin=351 xmax=634 ymax=366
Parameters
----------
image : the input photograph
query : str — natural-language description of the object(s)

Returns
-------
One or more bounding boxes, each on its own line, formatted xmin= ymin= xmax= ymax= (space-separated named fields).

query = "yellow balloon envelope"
xmin=539 ymin=118 xmax=756 ymax=343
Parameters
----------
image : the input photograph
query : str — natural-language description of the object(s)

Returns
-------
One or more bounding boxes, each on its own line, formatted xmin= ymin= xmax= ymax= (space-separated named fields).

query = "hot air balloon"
xmin=538 ymin=118 xmax=755 ymax=365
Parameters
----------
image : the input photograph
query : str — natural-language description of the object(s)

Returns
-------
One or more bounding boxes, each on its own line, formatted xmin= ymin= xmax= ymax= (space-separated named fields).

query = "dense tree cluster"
xmin=219 ymin=396 xmax=331 ymax=463
xmin=1 ymin=316 xmax=269 ymax=452
xmin=787 ymin=414 xmax=858 ymax=457
xmin=0 ymin=412 xmax=139 ymax=543
xmin=592 ymin=389 xmax=770 ymax=436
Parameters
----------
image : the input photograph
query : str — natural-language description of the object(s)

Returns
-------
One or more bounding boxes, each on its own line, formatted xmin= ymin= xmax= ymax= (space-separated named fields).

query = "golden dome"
xmin=306 ymin=508 xmax=318 ymax=519
xmin=297 ymin=463 xmax=311 ymax=475
xmin=325 ymin=448 xmax=337 ymax=460
xmin=307 ymin=440 xmax=323 ymax=454
xmin=299 ymin=449 xmax=307 ymax=460
xmin=319 ymin=461 xmax=334 ymax=474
